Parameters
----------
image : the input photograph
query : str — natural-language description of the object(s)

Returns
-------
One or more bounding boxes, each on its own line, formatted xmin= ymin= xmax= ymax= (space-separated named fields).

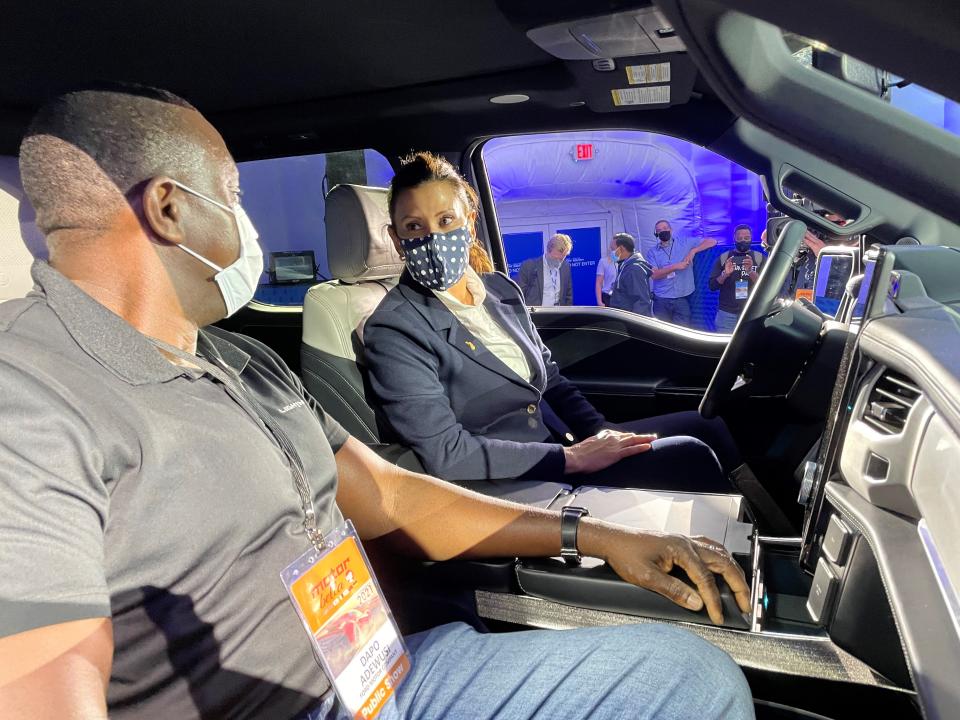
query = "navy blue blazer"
xmin=515 ymin=256 xmax=573 ymax=306
xmin=364 ymin=271 xmax=605 ymax=481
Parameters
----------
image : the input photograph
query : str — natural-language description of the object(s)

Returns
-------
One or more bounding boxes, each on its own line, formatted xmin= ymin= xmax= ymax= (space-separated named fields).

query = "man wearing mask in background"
xmin=648 ymin=219 xmax=717 ymax=326
xmin=516 ymin=232 xmax=573 ymax=306
xmin=773 ymin=211 xmax=857 ymax=301
xmin=708 ymin=224 xmax=764 ymax=333
xmin=595 ymin=237 xmax=618 ymax=306
xmin=608 ymin=232 xmax=653 ymax=317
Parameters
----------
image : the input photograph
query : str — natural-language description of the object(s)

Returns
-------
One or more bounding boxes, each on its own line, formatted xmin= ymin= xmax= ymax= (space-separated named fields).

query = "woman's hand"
xmin=562 ymin=429 xmax=656 ymax=475
xmin=580 ymin=521 xmax=752 ymax=625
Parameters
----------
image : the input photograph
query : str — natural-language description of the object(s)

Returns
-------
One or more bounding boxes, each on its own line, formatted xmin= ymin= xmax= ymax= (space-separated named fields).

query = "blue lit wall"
xmin=483 ymin=131 xmax=767 ymax=330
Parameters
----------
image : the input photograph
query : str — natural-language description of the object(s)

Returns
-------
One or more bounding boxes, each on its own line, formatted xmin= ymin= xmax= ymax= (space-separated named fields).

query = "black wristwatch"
xmin=560 ymin=505 xmax=590 ymax=567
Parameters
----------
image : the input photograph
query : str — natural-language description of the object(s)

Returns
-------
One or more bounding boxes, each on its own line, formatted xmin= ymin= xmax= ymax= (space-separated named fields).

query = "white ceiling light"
xmin=489 ymin=94 xmax=530 ymax=105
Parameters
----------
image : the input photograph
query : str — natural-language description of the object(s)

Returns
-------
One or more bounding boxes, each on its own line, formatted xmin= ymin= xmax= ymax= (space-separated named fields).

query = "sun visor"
xmin=564 ymin=52 xmax=697 ymax=113
xmin=526 ymin=7 xmax=684 ymax=61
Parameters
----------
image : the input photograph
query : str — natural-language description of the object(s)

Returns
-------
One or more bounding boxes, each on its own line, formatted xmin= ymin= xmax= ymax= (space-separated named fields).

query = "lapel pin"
xmin=465 ymin=341 xmax=476 ymax=351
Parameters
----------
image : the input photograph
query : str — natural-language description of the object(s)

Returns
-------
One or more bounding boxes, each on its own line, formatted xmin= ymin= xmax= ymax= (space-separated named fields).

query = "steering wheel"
xmin=700 ymin=220 xmax=807 ymax=418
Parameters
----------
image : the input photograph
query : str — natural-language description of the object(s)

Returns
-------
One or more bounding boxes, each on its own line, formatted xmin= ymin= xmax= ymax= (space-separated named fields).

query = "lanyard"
xmin=147 ymin=335 xmax=325 ymax=550
xmin=654 ymin=241 xmax=674 ymax=266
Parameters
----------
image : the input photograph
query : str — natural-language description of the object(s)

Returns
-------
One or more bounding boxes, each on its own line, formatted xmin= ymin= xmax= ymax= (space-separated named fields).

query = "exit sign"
xmin=575 ymin=143 xmax=594 ymax=161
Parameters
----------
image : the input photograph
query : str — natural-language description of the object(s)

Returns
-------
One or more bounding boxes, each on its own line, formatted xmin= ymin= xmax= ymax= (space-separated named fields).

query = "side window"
xmin=239 ymin=149 xmax=394 ymax=307
xmin=481 ymin=131 xmax=767 ymax=333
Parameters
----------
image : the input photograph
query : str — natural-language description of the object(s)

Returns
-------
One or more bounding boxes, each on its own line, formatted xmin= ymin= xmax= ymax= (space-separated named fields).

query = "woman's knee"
xmin=650 ymin=435 xmax=722 ymax=476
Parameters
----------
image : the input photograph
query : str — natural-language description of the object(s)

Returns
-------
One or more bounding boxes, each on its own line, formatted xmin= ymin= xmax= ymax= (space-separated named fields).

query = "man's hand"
xmin=580 ymin=522 xmax=751 ymax=625
xmin=563 ymin=429 xmax=655 ymax=475
xmin=674 ymin=258 xmax=690 ymax=271
xmin=720 ymin=256 xmax=736 ymax=281
xmin=741 ymin=254 xmax=753 ymax=273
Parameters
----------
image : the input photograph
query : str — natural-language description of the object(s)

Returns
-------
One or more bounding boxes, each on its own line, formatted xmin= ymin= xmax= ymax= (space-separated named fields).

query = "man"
xmin=608 ymin=232 xmax=653 ymax=316
xmin=767 ymin=213 xmax=858 ymax=301
xmin=648 ymin=219 xmax=717 ymax=326
xmin=0 ymin=87 xmax=752 ymax=720
xmin=594 ymin=237 xmax=617 ymax=306
xmin=516 ymin=232 xmax=573 ymax=306
xmin=708 ymin=224 xmax=765 ymax=332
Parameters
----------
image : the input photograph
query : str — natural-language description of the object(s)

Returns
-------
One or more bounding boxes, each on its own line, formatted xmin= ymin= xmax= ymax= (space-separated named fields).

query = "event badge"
xmin=735 ymin=279 xmax=749 ymax=300
xmin=666 ymin=271 xmax=677 ymax=279
xmin=795 ymin=288 xmax=815 ymax=302
xmin=281 ymin=521 xmax=410 ymax=719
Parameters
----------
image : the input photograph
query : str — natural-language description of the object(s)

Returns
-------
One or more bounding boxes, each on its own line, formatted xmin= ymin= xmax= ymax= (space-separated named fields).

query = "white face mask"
xmin=172 ymin=181 xmax=264 ymax=317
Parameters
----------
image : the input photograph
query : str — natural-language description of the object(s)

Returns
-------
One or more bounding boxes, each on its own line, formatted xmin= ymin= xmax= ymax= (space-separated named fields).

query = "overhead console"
xmin=521 ymin=7 xmax=697 ymax=111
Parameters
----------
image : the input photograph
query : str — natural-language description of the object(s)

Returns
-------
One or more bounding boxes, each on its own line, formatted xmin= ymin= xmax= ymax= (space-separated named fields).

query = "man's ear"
xmin=387 ymin=224 xmax=404 ymax=258
xmin=142 ymin=177 xmax=186 ymax=245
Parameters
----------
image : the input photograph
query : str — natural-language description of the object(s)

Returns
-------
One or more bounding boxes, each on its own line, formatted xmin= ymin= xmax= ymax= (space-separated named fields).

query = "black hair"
xmin=613 ymin=232 xmax=635 ymax=253
xmin=19 ymin=82 xmax=210 ymax=236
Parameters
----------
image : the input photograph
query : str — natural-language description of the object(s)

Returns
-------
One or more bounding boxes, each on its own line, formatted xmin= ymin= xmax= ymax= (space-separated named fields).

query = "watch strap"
xmin=560 ymin=505 xmax=589 ymax=566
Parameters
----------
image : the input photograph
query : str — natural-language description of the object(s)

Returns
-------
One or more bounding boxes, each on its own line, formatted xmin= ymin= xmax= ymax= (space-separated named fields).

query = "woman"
xmin=364 ymin=152 xmax=738 ymax=491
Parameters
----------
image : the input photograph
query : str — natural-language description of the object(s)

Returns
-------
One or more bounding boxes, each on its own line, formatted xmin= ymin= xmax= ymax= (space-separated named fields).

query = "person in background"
xmin=708 ymin=224 xmax=765 ymax=333
xmin=648 ymin=219 xmax=717 ymax=326
xmin=776 ymin=212 xmax=858 ymax=300
xmin=609 ymin=232 xmax=653 ymax=317
xmin=516 ymin=232 xmax=573 ymax=306
xmin=595 ymin=237 xmax=618 ymax=306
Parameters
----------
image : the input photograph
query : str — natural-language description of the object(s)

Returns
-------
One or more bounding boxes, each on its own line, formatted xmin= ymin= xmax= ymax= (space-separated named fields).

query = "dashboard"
xmin=799 ymin=243 xmax=960 ymax=719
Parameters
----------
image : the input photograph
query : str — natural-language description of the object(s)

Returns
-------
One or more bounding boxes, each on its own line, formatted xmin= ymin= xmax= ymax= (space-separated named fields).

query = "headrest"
xmin=0 ymin=156 xmax=44 ymax=302
xmin=325 ymin=184 xmax=404 ymax=282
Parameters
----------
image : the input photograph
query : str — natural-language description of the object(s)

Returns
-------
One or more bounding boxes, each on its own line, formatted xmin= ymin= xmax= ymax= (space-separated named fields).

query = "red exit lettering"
xmin=575 ymin=143 xmax=594 ymax=161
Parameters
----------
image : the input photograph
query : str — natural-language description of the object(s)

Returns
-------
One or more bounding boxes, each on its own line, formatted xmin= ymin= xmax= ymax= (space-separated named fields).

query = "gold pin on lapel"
xmin=465 ymin=341 xmax=476 ymax=351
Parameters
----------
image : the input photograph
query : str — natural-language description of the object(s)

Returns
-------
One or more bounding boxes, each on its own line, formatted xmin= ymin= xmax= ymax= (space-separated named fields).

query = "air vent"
xmin=862 ymin=371 xmax=921 ymax=435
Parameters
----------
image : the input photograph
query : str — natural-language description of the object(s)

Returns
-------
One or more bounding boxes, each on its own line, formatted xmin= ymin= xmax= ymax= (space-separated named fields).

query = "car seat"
xmin=0 ymin=157 xmax=40 ymax=302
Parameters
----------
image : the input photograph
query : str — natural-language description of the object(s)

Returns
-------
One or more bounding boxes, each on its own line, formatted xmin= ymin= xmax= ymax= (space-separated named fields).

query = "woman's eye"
xmin=405 ymin=223 xmax=421 ymax=233
xmin=440 ymin=216 xmax=454 ymax=226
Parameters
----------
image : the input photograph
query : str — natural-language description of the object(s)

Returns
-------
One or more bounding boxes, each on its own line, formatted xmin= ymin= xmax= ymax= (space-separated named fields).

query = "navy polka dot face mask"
xmin=400 ymin=225 xmax=471 ymax=291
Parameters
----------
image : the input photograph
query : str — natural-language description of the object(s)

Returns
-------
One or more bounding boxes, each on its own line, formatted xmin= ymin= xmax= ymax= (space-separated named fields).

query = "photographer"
xmin=708 ymin=224 xmax=764 ymax=332
xmin=764 ymin=211 xmax=856 ymax=300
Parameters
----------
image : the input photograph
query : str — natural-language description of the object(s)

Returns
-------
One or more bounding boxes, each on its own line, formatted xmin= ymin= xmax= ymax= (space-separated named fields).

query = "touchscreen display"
xmin=813 ymin=254 xmax=853 ymax=316
xmin=271 ymin=251 xmax=316 ymax=283
xmin=852 ymin=259 xmax=876 ymax=320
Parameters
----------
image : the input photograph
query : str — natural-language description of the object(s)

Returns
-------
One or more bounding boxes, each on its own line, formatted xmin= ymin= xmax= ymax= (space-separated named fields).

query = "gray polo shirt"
xmin=0 ymin=261 xmax=348 ymax=719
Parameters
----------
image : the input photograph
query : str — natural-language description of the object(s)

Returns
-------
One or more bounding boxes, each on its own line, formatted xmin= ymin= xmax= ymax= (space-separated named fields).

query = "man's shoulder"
xmin=0 ymin=295 xmax=75 ymax=370
xmin=518 ymin=256 xmax=539 ymax=270
xmin=0 ymin=294 xmax=41 ymax=333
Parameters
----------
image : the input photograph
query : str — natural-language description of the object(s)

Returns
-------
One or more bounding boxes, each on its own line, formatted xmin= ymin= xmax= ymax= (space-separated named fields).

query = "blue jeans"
xmin=652 ymin=295 xmax=692 ymax=326
xmin=715 ymin=309 xmax=741 ymax=333
xmin=315 ymin=622 xmax=753 ymax=719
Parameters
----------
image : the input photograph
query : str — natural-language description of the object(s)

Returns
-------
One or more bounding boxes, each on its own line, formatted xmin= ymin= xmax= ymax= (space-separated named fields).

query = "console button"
xmin=807 ymin=557 xmax=838 ymax=624
xmin=822 ymin=514 xmax=853 ymax=566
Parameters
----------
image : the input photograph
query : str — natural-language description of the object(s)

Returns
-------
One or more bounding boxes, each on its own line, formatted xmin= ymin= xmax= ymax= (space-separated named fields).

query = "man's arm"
xmin=515 ymin=259 xmax=535 ymax=302
xmin=561 ymin=263 xmax=573 ymax=306
xmin=0 ymin=618 xmax=113 ymax=720
xmin=595 ymin=272 xmax=605 ymax=305
xmin=650 ymin=264 xmax=679 ymax=280
xmin=335 ymin=438 xmax=750 ymax=625
xmin=683 ymin=237 xmax=718 ymax=264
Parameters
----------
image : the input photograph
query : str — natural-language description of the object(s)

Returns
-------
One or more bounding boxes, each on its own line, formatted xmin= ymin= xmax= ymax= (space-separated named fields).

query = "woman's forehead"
xmin=395 ymin=181 xmax=465 ymax=216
